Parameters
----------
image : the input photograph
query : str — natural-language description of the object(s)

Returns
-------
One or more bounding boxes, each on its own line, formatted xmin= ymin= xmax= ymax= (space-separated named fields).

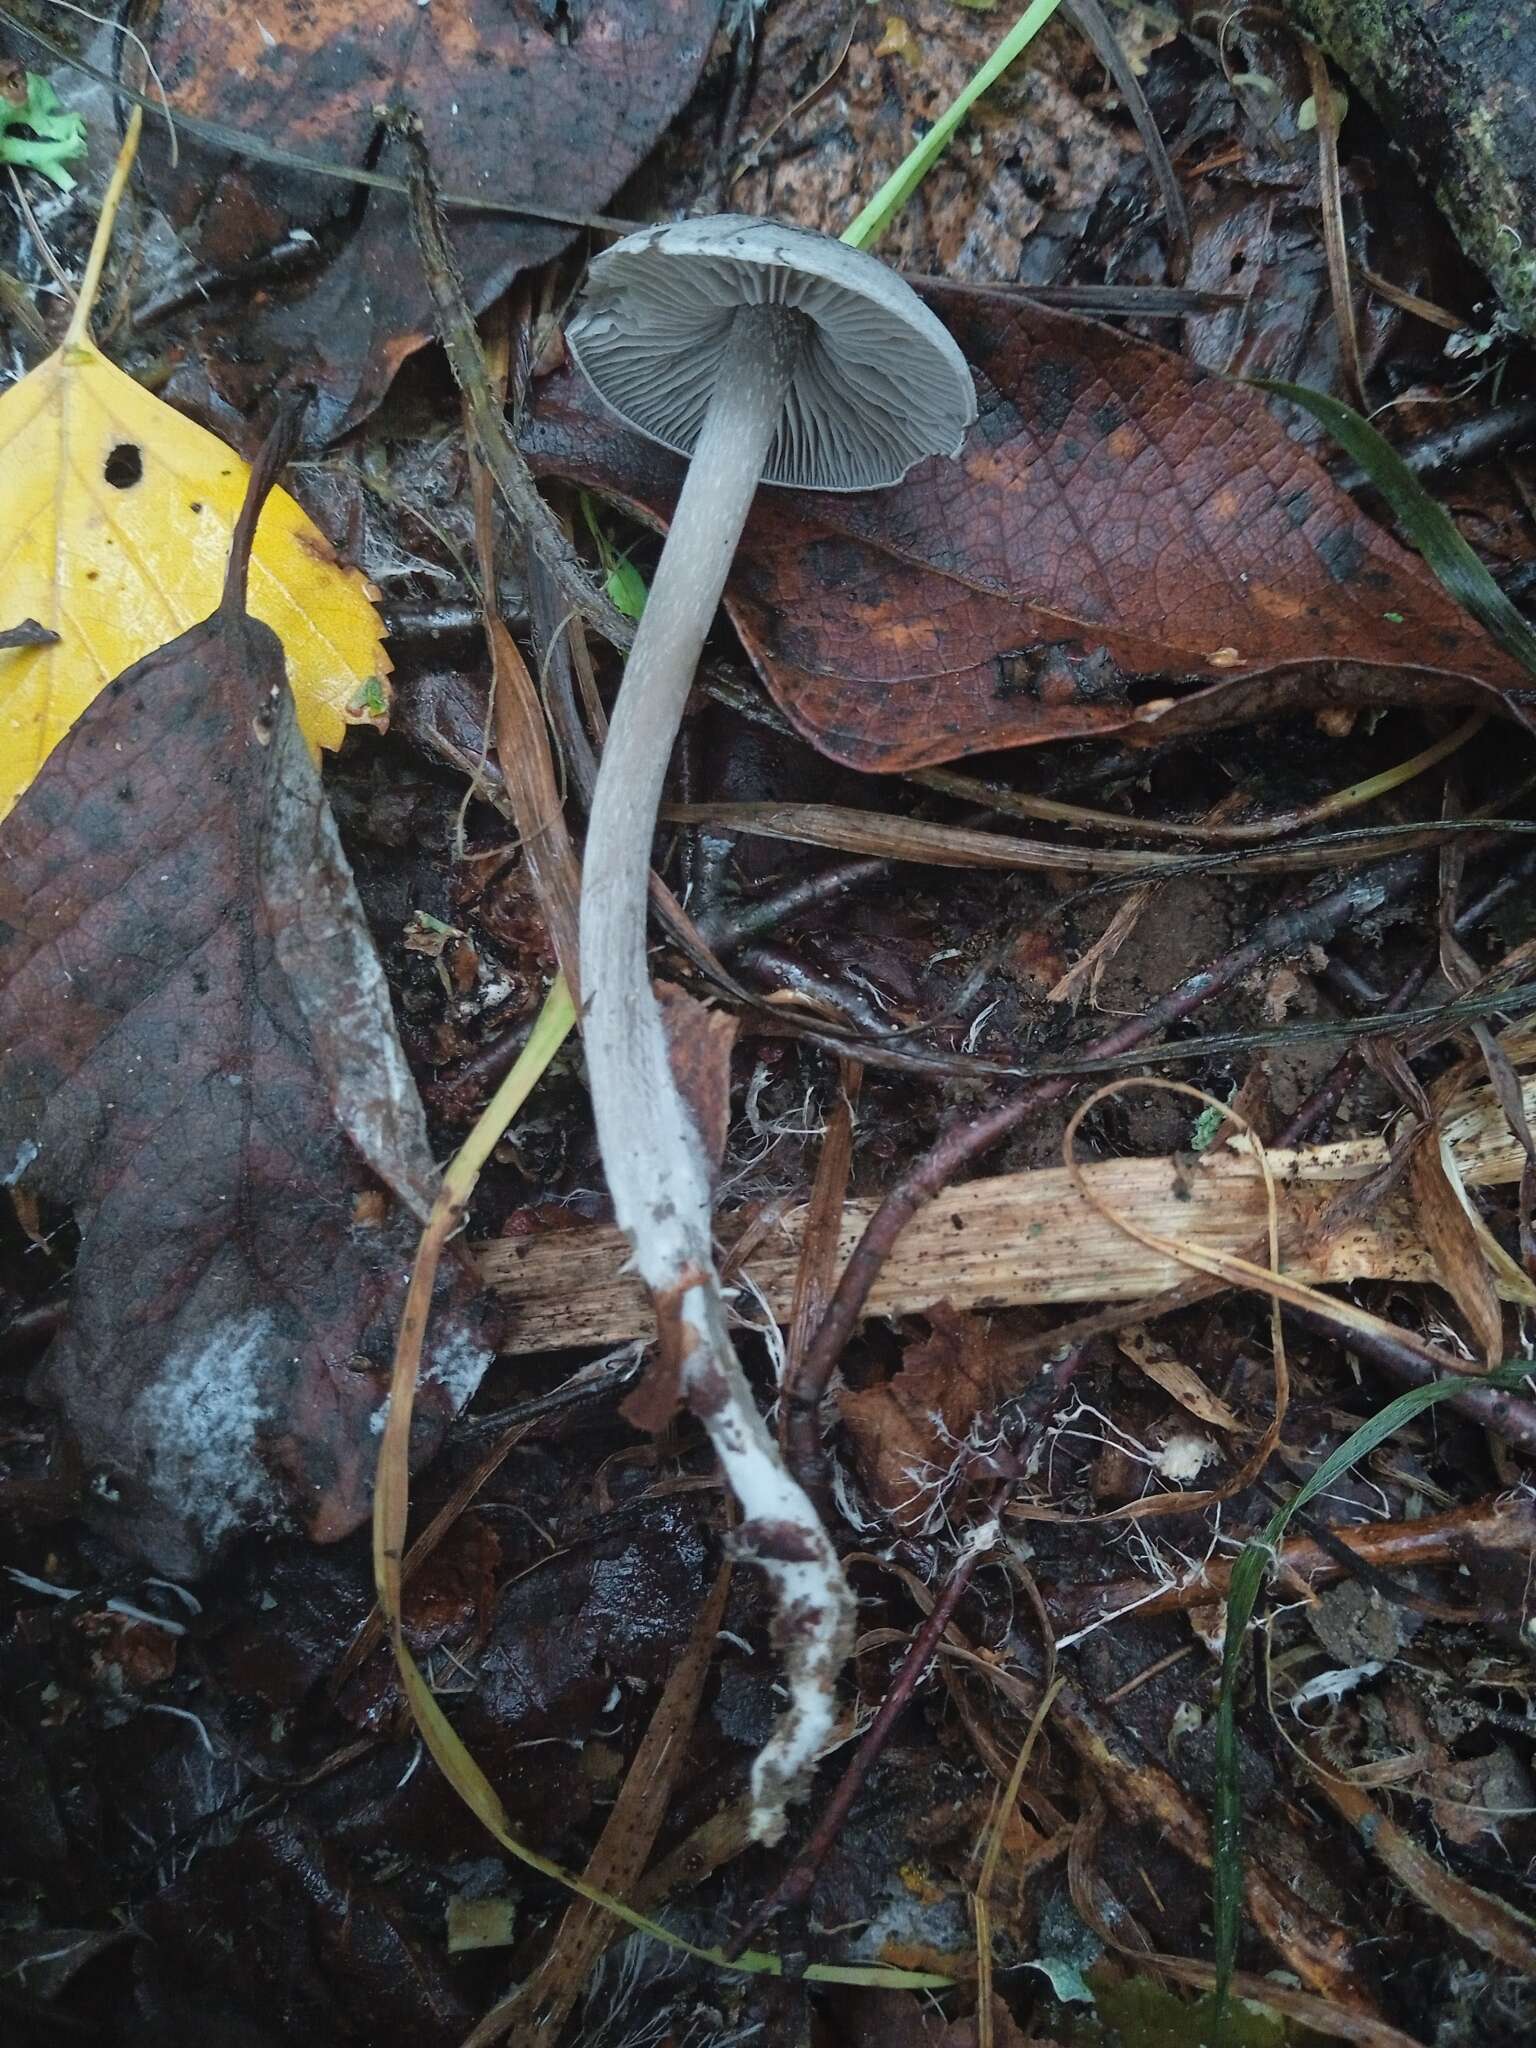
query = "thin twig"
xmin=1046 ymin=1494 xmax=1534 ymax=1630
xmin=726 ymin=1499 xmax=1013 ymax=1956
xmin=397 ymin=120 xmax=634 ymax=653
xmin=734 ymin=1352 xmax=1084 ymax=1951
xmin=1065 ymin=0 xmax=1190 ymax=280
xmin=915 ymin=712 xmax=1486 ymax=845
xmin=1302 ymin=41 xmax=1365 ymax=410
xmin=1332 ymin=397 xmax=1536 ymax=496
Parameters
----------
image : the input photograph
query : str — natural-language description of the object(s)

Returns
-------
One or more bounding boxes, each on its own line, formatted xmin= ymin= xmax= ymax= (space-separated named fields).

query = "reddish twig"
xmin=1046 ymin=1492 xmax=1534 ymax=1629
xmin=1280 ymin=1301 xmax=1536 ymax=1453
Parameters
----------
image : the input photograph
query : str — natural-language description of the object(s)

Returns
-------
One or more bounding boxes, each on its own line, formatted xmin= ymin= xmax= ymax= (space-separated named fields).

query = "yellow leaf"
xmin=0 ymin=340 xmax=389 ymax=815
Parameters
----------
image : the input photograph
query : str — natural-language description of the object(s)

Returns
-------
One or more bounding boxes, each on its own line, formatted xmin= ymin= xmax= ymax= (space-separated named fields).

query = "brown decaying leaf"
xmin=0 ymin=421 xmax=490 ymax=1573
xmin=525 ymin=288 xmax=1525 ymax=771
xmin=136 ymin=0 xmax=724 ymax=435
xmin=839 ymin=1306 xmax=1017 ymax=1527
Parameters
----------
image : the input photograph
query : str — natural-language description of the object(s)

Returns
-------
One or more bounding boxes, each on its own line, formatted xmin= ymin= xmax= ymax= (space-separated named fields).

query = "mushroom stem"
xmin=579 ymin=302 xmax=853 ymax=1839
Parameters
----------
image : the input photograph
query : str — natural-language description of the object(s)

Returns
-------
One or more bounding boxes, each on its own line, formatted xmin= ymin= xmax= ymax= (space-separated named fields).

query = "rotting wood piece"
xmin=480 ymin=1079 xmax=1536 ymax=1353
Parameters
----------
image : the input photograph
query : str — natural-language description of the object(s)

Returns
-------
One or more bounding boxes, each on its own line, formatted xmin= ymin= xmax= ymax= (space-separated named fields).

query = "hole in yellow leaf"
xmin=104 ymin=442 xmax=143 ymax=488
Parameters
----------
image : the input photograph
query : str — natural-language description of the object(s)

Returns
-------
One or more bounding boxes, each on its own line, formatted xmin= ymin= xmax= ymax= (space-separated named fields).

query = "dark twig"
xmin=1278 ymin=839 xmax=1536 ymax=1144
xmin=1065 ymin=0 xmax=1191 ymax=281
xmin=1279 ymin=1305 xmax=1536 ymax=1455
xmin=384 ymin=597 xmax=530 ymax=643
xmin=1334 ymin=397 xmax=1536 ymax=498
xmin=697 ymin=854 xmax=895 ymax=954
xmin=1274 ymin=950 xmax=1432 ymax=1145
xmin=737 ymin=946 xmax=904 ymax=1039
xmin=732 ymin=1349 xmax=1084 ymax=1950
xmin=784 ymin=858 xmax=1430 ymax=1501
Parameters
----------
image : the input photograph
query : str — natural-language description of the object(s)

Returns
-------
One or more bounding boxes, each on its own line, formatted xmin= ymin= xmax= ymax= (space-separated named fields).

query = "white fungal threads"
xmin=135 ymin=1310 xmax=280 ymax=1543
xmin=568 ymin=217 xmax=975 ymax=1836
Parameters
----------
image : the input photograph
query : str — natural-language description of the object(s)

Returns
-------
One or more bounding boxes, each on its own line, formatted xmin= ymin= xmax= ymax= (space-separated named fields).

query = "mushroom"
xmin=566 ymin=216 xmax=975 ymax=1835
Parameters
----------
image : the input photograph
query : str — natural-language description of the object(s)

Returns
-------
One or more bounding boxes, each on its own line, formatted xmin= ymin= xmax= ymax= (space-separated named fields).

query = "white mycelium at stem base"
xmin=578 ymin=301 xmax=853 ymax=1838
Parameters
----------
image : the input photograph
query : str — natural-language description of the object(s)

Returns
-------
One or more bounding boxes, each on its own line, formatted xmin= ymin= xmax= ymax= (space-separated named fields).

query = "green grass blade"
xmin=1251 ymin=378 xmax=1536 ymax=680
xmin=1211 ymin=1363 xmax=1536 ymax=2031
xmin=841 ymin=1 xmax=1065 ymax=252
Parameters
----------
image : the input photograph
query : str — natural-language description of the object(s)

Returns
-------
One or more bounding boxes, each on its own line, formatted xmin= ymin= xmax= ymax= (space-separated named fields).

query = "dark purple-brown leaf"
xmin=0 ymin=454 xmax=491 ymax=1573
xmin=137 ymin=0 xmax=725 ymax=436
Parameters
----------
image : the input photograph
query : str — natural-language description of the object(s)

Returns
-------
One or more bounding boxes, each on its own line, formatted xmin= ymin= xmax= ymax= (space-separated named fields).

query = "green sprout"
xmin=345 ymin=674 xmax=389 ymax=724
xmin=1189 ymin=1099 xmax=1229 ymax=1154
xmin=1 ymin=74 xmax=87 ymax=193
xmin=580 ymin=492 xmax=649 ymax=622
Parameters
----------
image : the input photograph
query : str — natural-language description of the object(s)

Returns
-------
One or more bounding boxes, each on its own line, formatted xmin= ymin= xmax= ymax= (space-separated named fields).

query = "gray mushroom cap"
xmin=566 ymin=215 xmax=977 ymax=493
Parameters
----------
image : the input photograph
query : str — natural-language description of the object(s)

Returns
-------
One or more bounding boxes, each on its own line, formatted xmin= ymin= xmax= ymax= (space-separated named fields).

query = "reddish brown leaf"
xmin=0 ymin=440 xmax=491 ymax=1573
xmin=839 ymin=1304 xmax=1013 ymax=1527
xmin=525 ymin=289 xmax=1528 ymax=771
xmin=138 ymin=0 xmax=724 ymax=435
xmin=657 ymin=980 xmax=738 ymax=1179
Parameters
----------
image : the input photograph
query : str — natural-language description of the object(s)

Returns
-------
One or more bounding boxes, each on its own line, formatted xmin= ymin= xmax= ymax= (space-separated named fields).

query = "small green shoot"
xmin=1 ymin=73 xmax=87 ymax=192
xmin=1210 ymin=1363 xmax=1536 ymax=2032
xmin=1190 ymin=1096 xmax=1232 ymax=1154
xmin=344 ymin=674 xmax=389 ymax=724
xmin=581 ymin=491 xmax=649 ymax=621
xmin=842 ymin=1 xmax=1065 ymax=251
